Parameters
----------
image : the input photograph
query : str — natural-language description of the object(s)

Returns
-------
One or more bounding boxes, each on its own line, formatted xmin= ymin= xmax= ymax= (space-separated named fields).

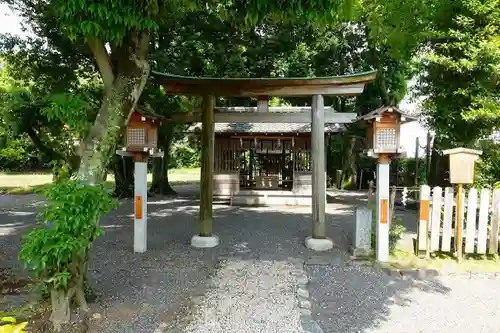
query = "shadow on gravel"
xmin=0 ymin=188 xmax=450 ymax=333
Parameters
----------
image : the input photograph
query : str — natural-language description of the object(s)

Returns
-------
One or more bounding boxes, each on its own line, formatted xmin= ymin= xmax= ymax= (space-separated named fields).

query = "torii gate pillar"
xmin=305 ymin=94 xmax=333 ymax=251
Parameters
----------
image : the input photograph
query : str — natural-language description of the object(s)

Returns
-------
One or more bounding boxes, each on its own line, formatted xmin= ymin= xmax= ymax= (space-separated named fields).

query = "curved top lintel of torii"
xmin=151 ymin=70 xmax=377 ymax=97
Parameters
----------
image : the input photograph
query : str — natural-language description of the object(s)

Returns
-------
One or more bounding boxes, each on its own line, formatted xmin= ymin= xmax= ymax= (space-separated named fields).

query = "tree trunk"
xmin=50 ymin=288 xmax=75 ymax=331
xmin=113 ymin=154 xmax=134 ymax=198
xmin=25 ymin=126 xmax=64 ymax=161
xmin=77 ymin=33 xmax=150 ymax=184
xmin=150 ymin=123 xmax=176 ymax=195
xmin=341 ymin=136 xmax=358 ymax=189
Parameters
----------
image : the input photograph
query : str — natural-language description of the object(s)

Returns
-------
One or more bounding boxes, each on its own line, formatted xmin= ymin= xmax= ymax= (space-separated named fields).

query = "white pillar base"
xmin=191 ymin=235 xmax=219 ymax=248
xmin=305 ymin=236 xmax=334 ymax=251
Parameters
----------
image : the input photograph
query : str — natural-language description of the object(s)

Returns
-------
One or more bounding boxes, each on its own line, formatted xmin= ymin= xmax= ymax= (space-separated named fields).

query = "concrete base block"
xmin=191 ymin=235 xmax=219 ymax=248
xmin=351 ymin=247 xmax=373 ymax=258
xmin=305 ymin=237 xmax=334 ymax=252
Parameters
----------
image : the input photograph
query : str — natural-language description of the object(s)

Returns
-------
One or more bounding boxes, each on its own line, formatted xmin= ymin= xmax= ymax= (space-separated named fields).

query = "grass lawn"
xmin=0 ymin=167 xmax=200 ymax=194
xmin=380 ymin=249 xmax=500 ymax=273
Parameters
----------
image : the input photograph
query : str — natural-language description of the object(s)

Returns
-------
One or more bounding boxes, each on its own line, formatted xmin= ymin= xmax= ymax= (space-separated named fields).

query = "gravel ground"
xmin=182 ymin=258 xmax=304 ymax=333
xmin=2 ymin=187 xmax=500 ymax=333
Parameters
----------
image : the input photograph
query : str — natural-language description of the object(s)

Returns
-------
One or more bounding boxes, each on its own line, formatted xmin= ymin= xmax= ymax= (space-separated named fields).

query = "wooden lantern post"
xmin=443 ymin=147 xmax=482 ymax=262
xmin=123 ymin=110 xmax=164 ymax=253
xmin=357 ymin=106 xmax=414 ymax=262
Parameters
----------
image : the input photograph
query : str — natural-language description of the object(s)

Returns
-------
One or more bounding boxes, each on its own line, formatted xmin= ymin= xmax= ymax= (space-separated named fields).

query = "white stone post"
xmin=305 ymin=94 xmax=333 ymax=251
xmin=134 ymin=160 xmax=148 ymax=253
xmin=376 ymin=157 xmax=390 ymax=262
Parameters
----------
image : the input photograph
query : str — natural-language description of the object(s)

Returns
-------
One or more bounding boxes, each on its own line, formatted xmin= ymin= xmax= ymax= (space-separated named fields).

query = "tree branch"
xmin=87 ymin=38 xmax=115 ymax=93
xmin=25 ymin=126 xmax=64 ymax=160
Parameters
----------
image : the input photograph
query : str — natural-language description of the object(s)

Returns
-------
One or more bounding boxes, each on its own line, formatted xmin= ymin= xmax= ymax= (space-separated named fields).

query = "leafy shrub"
xmin=169 ymin=138 xmax=200 ymax=168
xmin=19 ymin=180 xmax=117 ymax=330
xmin=0 ymin=317 xmax=28 ymax=333
xmin=0 ymin=138 xmax=32 ymax=171
xmin=475 ymin=142 xmax=500 ymax=188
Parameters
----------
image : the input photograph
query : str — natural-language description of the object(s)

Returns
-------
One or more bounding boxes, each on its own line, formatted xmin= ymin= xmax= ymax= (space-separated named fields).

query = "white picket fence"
xmin=417 ymin=185 xmax=500 ymax=255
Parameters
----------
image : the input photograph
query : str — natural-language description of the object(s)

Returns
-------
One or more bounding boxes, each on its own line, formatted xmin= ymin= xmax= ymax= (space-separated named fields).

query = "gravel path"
xmin=367 ymin=273 xmax=500 ymax=333
xmin=182 ymin=258 xmax=304 ymax=333
xmin=3 ymin=189 xmax=500 ymax=333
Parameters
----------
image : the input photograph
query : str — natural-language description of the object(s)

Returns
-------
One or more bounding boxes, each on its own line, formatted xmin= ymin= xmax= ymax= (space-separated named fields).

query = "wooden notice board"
xmin=380 ymin=199 xmax=389 ymax=224
xmin=135 ymin=196 xmax=143 ymax=219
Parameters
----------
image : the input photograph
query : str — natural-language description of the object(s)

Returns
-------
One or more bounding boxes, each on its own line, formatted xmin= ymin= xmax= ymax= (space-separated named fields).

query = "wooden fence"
xmin=417 ymin=185 xmax=500 ymax=256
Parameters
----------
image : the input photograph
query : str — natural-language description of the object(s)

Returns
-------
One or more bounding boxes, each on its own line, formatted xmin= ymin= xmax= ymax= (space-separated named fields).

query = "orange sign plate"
xmin=419 ymin=200 xmax=430 ymax=221
xmin=135 ymin=196 xmax=143 ymax=219
xmin=380 ymin=199 xmax=389 ymax=224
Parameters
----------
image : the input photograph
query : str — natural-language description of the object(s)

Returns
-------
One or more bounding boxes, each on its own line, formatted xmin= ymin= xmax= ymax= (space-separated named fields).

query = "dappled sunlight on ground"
xmin=2 ymin=186 xmax=499 ymax=333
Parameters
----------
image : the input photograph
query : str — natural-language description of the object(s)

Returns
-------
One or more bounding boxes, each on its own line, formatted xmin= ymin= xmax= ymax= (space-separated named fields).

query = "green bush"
xmin=169 ymin=138 xmax=200 ymax=168
xmin=0 ymin=317 xmax=28 ymax=333
xmin=0 ymin=138 xmax=33 ymax=171
xmin=475 ymin=142 xmax=500 ymax=188
xmin=19 ymin=180 xmax=117 ymax=330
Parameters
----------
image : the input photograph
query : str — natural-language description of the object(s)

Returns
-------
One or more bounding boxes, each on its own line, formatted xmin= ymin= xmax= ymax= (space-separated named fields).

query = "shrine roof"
xmin=188 ymin=122 xmax=343 ymax=134
xmin=357 ymin=106 xmax=418 ymax=123
xmin=152 ymin=70 xmax=377 ymax=97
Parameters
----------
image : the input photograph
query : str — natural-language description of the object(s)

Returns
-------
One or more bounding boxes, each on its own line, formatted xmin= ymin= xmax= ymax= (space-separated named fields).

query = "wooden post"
xmin=191 ymin=95 xmax=219 ymax=248
xmin=368 ymin=180 xmax=374 ymax=205
xmin=414 ymin=137 xmax=420 ymax=186
xmin=489 ymin=189 xmax=500 ymax=255
xmin=376 ymin=154 xmax=391 ymax=262
xmin=199 ymin=95 xmax=215 ymax=237
xmin=305 ymin=94 xmax=333 ymax=251
xmin=425 ymin=131 xmax=432 ymax=183
xmin=455 ymin=184 xmax=464 ymax=262
xmin=133 ymin=153 xmax=148 ymax=253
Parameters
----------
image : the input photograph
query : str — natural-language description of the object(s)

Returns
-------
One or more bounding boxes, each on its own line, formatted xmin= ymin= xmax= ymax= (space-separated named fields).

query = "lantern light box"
xmin=357 ymin=106 xmax=416 ymax=158
xmin=125 ymin=108 xmax=165 ymax=154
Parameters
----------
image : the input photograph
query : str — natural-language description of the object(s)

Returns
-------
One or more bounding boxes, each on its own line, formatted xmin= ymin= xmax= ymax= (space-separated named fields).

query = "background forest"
xmin=0 ymin=0 xmax=498 ymax=194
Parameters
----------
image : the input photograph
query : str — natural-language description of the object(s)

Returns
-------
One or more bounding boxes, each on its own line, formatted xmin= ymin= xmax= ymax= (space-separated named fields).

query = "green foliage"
xmin=393 ymin=158 xmax=427 ymax=186
xmin=0 ymin=138 xmax=33 ymax=171
xmin=0 ymin=317 xmax=28 ymax=333
xmin=51 ymin=0 xmax=191 ymax=42
xmin=169 ymin=138 xmax=200 ymax=169
xmin=19 ymin=180 xmax=117 ymax=290
xmin=416 ymin=0 xmax=500 ymax=147
xmin=41 ymin=92 xmax=97 ymax=138
xmin=474 ymin=141 xmax=500 ymax=188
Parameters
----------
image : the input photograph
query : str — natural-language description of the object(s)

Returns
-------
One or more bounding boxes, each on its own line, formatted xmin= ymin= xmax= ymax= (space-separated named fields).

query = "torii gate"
xmin=148 ymin=70 xmax=376 ymax=251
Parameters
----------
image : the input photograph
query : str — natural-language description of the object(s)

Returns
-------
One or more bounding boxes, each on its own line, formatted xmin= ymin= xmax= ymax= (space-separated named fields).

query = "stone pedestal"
xmin=191 ymin=235 xmax=219 ymax=248
xmin=305 ymin=236 xmax=333 ymax=252
xmin=352 ymin=206 xmax=373 ymax=257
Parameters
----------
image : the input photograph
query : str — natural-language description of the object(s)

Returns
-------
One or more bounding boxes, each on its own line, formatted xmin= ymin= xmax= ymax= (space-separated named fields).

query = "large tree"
xmin=416 ymin=0 xmax=500 ymax=147
xmin=5 ymin=0 xmax=440 ymax=185
xmin=0 ymin=35 xmax=100 ymax=176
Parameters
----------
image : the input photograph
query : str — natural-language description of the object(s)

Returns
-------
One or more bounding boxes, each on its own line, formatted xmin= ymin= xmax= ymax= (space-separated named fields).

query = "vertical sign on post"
xmin=134 ymin=160 xmax=148 ymax=253
xmin=443 ymin=147 xmax=482 ymax=262
xmin=376 ymin=155 xmax=390 ymax=262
